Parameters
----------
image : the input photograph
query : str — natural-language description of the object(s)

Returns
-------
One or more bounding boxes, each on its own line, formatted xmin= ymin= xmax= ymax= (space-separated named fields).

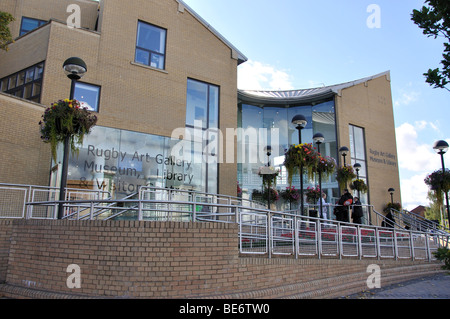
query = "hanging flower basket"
xmin=284 ymin=143 xmax=319 ymax=185
xmin=39 ymin=99 xmax=97 ymax=161
xmin=305 ymin=186 xmax=321 ymax=204
xmin=317 ymin=155 xmax=336 ymax=179
xmin=336 ymin=165 xmax=357 ymax=190
xmin=280 ymin=186 xmax=301 ymax=203
xmin=258 ymin=166 xmax=279 ymax=188
xmin=383 ymin=202 xmax=401 ymax=214
xmin=425 ymin=169 xmax=450 ymax=206
xmin=349 ymin=179 xmax=368 ymax=193
xmin=252 ymin=188 xmax=280 ymax=203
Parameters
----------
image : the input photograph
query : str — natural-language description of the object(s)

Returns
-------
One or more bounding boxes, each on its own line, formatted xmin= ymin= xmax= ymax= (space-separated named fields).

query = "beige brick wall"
xmin=336 ymin=73 xmax=401 ymax=220
xmin=0 ymin=0 xmax=240 ymax=196
xmin=0 ymin=219 xmax=443 ymax=298
xmin=0 ymin=93 xmax=51 ymax=186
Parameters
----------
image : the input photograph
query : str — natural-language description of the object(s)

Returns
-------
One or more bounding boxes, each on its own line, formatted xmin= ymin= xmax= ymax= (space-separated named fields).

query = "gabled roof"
xmin=239 ymin=71 xmax=391 ymax=104
xmin=176 ymin=0 xmax=247 ymax=65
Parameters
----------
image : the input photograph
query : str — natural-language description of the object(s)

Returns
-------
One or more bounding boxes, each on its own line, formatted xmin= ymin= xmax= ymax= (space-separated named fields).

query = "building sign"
xmin=368 ymin=149 xmax=397 ymax=168
xmin=65 ymin=126 xmax=205 ymax=198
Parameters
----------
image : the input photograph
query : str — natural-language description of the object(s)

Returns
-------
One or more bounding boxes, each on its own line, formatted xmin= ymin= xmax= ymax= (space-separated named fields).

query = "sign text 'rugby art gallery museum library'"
xmin=0 ymin=0 xmax=401 ymax=224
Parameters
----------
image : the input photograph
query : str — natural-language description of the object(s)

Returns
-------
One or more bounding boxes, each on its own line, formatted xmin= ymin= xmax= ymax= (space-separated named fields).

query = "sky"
xmin=183 ymin=0 xmax=450 ymax=211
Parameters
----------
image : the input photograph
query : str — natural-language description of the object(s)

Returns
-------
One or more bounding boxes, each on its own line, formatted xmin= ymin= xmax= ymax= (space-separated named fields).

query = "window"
xmin=0 ymin=62 xmax=45 ymax=103
xmin=73 ymin=82 xmax=101 ymax=112
xmin=20 ymin=17 xmax=47 ymax=36
xmin=186 ymin=79 xmax=220 ymax=194
xmin=135 ymin=21 xmax=167 ymax=70
xmin=349 ymin=124 xmax=369 ymax=201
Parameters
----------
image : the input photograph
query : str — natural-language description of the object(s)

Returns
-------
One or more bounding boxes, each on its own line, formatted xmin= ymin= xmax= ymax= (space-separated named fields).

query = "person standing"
xmin=317 ymin=192 xmax=330 ymax=220
xmin=352 ymin=196 xmax=363 ymax=224
xmin=335 ymin=189 xmax=353 ymax=223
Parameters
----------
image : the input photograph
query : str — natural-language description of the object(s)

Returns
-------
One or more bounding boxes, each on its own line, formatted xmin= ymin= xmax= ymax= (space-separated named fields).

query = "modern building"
xmin=0 ymin=0 xmax=401 ymax=223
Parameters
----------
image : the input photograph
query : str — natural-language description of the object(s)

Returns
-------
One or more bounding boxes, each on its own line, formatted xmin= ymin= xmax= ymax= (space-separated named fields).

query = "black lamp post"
xmin=58 ymin=57 xmax=87 ymax=219
xmin=388 ymin=188 xmax=395 ymax=204
xmin=292 ymin=114 xmax=307 ymax=215
xmin=433 ymin=140 xmax=450 ymax=224
xmin=313 ymin=132 xmax=325 ymax=218
xmin=265 ymin=145 xmax=272 ymax=210
xmin=339 ymin=146 xmax=349 ymax=167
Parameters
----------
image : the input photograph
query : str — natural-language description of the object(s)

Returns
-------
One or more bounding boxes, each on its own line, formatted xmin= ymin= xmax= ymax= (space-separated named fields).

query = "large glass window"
xmin=20 ymin=17 xmax=47 ymax=36
xmin=349 ymin=124 xmax=369 ymax=203
xmin=135 ymin=21 xmax=167 ymax=70
xmin=73 ymin=82 xmax=101 ymax=112
xmin=237 ymin=99 xmax=339 ymax=209
xmin=64 ymin=126 xmax=206 ymax=198
xmin=0 ymin=62 xmax=44 ymax=103
xmin=185 ymin=79 xmax=220 ymax=194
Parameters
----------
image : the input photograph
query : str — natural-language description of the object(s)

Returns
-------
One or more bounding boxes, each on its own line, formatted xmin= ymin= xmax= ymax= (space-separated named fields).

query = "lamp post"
xmin=292 ymin=114 xmax=307 ymax=215
xmin=339 ymin=146 xmax=349 ymax=167
xmin=265 ymin=145 xmax=272 ymax=210
xmin=313 ymin=132 xmax=325 ymax=218
xmin=353 ymin=163 xmax=361 ymax=199
xmin=388 ymin=188 xmax=395 ymax=204
xmin=58 ymin=57 xmax=87 ymax=219
xmin=433 ymin=140 xmax=450 ymax=224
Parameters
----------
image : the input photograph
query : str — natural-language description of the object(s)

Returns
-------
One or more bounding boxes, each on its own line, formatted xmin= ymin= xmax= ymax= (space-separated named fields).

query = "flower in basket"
xmin=284 ymin=143 xmax=319 ymax=185
xmin=317 ymin=155 xmax=336 ymax=179
xmin=349 ymin=179 xmax=368 ymax=193
xmin=252 ymin=188 xmax=280 ymax=203
xmin=425 ymin=169 xmax=450 ymax=206
xmin=258 ymin=166 xmax=280 ymax=188
xmin=305 ymin=185 xmax=321 ymax=204
xmin=280 ymin=186 xmax=301 ymax=203
xmin=39 ymin=99 xmax=97 ymax=161
xmin=336 ymin=165 xmax=357 ymax=190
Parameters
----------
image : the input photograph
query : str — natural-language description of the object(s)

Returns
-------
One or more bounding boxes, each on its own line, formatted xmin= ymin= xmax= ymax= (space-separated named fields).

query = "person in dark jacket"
xmin=352 ymin=196 xmax=363 ymax=224
xmin=334 ymin=189 xmax=353 ymax=222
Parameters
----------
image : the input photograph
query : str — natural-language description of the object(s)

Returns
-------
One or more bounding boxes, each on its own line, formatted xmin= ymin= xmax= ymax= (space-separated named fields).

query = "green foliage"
xmin=0 ymin=11 xmax=15 ymax=51
xmin=433 ymin=247 xmax=450 ymax=270
xmin=411 ymin=0 xmax=450 ymax=92
xmin=39 ymin=99 xmax=98 ymax=161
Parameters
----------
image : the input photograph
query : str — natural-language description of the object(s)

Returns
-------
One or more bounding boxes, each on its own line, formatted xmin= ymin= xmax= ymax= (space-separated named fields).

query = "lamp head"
xmin=433 ymin=140 xmax=449 ymax=154
xmin=313 ymin=132 xmax=325 ymax=145
xmin=292 ymin=114 xmax=307 ymax=129
xmin=339 ymin=146 xmax=349 ymax=156
xmin=63 ymin=57 xmax=87 ymax=80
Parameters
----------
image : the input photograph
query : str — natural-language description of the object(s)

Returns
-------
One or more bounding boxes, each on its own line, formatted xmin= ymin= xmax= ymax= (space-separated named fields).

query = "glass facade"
xmin=64 ymin=126 xmax=209 ymax=199
xmin=349 ymin=124 xmax=369 ymax=204
xmin=237 ymin=99 xmax=339 ymax=210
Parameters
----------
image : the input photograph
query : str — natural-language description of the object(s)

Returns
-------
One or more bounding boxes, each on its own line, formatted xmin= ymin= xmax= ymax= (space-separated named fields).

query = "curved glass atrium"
xmin=237 ymin=90 xmax=340 ymax=211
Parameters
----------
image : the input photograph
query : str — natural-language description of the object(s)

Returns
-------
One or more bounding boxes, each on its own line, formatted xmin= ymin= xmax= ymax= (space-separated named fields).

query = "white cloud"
xmin=400 ymin=173 xmax=430 ymax=211
xmin=396 ymin=122 xmax=439 ymax=172
xmin=396 ymin=121 xmax=450 ymax=210
xmin=393 ymin=83 xmax=420 ymax=108
xmin=238 ymin=60 xmax=294 ymax=91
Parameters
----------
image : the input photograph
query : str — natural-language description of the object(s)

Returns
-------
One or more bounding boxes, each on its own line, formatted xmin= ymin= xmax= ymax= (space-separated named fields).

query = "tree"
xmin=0 ymin=11 xmax=14 ymax=51
xmin=425 ymin=190 xmax=443 ymax=223
xmin=411 ymin=0 xmax=450 ymax=92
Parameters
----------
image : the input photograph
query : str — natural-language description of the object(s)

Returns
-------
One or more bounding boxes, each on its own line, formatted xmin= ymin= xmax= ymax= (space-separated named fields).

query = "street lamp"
xmin=339 ymin=146 xmax=349 ymax=167
xmin=265 ymin=145 xmax=272 ymax=210
xmin=58 ymin=57 xmax=87 ymax=219
xmin=292 ymin=114 xmax=308 ymax=215
xmin=433 ymin=140 xmax=450 ymax=224
xmin=388 ymin=188 xmax=395 ymax=204
xmin=313 ymin=132 xmax=325 ymax=218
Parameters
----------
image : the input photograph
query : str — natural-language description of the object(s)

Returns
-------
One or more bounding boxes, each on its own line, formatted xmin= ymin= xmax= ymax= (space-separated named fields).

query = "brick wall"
xmin=0 ymin=219 xmax=444 ymax=299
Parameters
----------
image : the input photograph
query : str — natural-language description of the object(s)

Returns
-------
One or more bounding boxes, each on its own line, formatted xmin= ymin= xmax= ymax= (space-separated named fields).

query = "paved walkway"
xmin=343 ymin=272 xmax=450 ymax=299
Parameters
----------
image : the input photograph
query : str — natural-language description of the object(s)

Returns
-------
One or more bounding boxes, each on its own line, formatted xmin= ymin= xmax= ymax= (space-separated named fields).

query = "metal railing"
xmin=10 ymin=184 xmax=448 ymax=262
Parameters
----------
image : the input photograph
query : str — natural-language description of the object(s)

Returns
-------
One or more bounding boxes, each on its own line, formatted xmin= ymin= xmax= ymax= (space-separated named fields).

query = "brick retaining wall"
xmin=0 ymin=220 xmax=445 ymax=299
